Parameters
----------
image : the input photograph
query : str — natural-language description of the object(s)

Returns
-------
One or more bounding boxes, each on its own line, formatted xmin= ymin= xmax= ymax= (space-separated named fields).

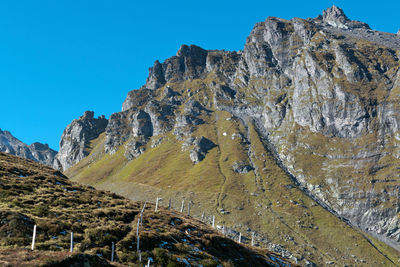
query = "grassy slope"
xmin=67 ymin=107 xmax=400 ymax=266
xmin=0 ymin=152 xmax=292 ymax=267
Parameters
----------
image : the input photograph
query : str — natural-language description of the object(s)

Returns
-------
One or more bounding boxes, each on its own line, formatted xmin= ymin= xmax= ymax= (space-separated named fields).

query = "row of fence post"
xmin=155 ymin=197 xmax=257 ymax=246
xmin=157 ymin=197 xmax=257 ymax=246
xmin=30 ymin=198 xmax=257 ymax=265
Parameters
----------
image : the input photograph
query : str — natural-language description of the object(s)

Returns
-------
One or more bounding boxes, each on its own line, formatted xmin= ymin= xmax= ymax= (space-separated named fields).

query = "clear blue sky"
xmin=1 ymin=0 xmax=399 ymax=150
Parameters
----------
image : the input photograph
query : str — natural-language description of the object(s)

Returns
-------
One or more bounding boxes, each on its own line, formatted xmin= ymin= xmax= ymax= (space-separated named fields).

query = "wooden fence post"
xmin=238 ymin=232 xmax=242 ymax=243
xmin=111 ymin=241 xmax=114 ymax=262
xmin=70 ymin=232 xmax=74 ymax=252
xmin=140 ymin=202 xmax=146 ymax=226
xmin=155 ymin=197 xmax=161 ymax=212
xmin=31 ymin=225 xmax=36 ymax=250
xmin=180 ymin=199 xmax=184 ymax=213
xmin=201 ymin=212 xmax=205 ymax=221
xmin=251 ymin=232 xmax=255 ymax=246
xmin=136 ymin=218 xmax=140 ymax=251
xmin=137 ymin=217 xmax=141 ymax=262
xmin=212 ymin=216 xmax=215 ymax=228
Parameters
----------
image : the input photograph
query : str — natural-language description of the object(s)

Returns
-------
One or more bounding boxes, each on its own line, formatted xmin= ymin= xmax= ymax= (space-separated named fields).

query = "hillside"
xmin=0 ymin=152 xmax=293 ymax=266
xmin=56 ymin=5 xmax=400 ymax=266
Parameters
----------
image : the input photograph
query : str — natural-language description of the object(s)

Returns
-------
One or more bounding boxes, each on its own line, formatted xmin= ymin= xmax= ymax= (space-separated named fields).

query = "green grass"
xmin=0 ymin=152 xmax=286 ymax=267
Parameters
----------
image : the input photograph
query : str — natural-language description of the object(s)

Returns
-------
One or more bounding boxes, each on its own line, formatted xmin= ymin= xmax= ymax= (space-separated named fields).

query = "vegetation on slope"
xmin=67 ymin=89 xmax=400 ymax=266
xmin=0 ymin=152 xmax=292 ymax=266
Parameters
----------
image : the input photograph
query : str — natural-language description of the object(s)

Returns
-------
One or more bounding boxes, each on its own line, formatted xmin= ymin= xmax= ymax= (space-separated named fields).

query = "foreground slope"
xmin=0 ymin=152 xmax=289 ymax=266
xmin=62 ymin=5 xmax=400 ymax=266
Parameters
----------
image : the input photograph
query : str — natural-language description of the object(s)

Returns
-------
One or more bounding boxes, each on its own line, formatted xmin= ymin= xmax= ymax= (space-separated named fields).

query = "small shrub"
xmin=34 ymin=204 xmax=49 ymax=217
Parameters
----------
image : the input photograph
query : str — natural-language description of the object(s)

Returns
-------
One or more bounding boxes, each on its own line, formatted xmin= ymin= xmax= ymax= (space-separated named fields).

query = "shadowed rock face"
xmin=0 ymin=129 xmax=57 ymax=166
xmin=60 ymin=6 xmax=400 ymax=262
xmin=54 ymin=111 xmax=108 ymax=171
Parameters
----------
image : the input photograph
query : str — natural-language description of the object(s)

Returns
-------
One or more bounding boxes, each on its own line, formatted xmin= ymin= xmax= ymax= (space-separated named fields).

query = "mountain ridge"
xmin=53 ymin=5 xmax=400 ymax=266
xmin=0 ymin=128 xmax=57 ymax=167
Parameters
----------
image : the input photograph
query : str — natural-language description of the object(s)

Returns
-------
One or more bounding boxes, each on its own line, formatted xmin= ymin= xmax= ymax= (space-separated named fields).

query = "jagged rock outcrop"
xmin=62 ymin=6 xmax=400 ymax=265
xmin=187 ymin=136 xmax=216 ymax=163
xmin=318 ymin=5 xmax=370 ymax=29
xmin=146 ymin=45 xmax=208 ymax=89
xmin=0 ymin=129 xmax=57 ymax=166
xmin=54 ymin=111 xmax=107 ymax=171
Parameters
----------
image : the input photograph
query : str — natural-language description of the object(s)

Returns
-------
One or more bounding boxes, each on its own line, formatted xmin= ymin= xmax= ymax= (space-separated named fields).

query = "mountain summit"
xmin=319 ymin=5 xmax=370 ymax=29
xmin=55 ymin=6 xmax=400 ymax=266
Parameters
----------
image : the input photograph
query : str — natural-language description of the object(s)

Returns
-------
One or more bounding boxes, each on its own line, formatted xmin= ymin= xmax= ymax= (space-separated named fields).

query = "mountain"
xmin=0 ymin=152 xmax=291 ymax=266
xmin=0 ymin=129 xmax=57 ymax=166
xmin=53 ymin=111 xmax=108 ymax=171
xmin=57 ymin=5 xmax=400 ymax=265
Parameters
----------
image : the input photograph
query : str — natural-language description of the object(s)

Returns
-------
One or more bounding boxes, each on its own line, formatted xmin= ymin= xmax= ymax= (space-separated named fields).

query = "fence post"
xmin=238 ymin=232 xmax=242 ymax=243
xmin=140 ymin=202 xmax=146 ymax=226
xmin=137 ymin=217 xmax=141 ymax=262
xmin=111 ymin=241 xmax=114 ymax=262
xmin=70 ymin=232 xmax=74 ymax=252
xmin=201 ymin=212 xmax=205 ymax=221
xmin=222 ymin=225 xmax=225 ymax=235
xmin=187 ymin=202 xmax=191 ymax=216
xmin=251 ymin=232 xmax=255 ymax=246
xmin=180 ymin=199 xmax=184 ymax=213
xmin=155 ymin=197 xmax=161 ymax=212
xmin=136 ymin=218 xmax=140 ymax=252
xmin=31 ymin=225 xmax=36 ymax=250
xmin=212 ymin=216 xmax=215 ymax=228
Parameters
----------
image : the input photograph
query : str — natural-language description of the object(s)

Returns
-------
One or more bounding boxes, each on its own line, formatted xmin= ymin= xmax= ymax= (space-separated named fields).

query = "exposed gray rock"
xmin=146 ymin=44 xmax=208 ymax=90
xmin=131 ymin=110 xmax=153 ymax=139
xmin=322 ymin=5 xmax=350 ymax=29
xmin=189 ymin=149 xmax=204 ymax=163
xmin=319 ymin=5 xmax=370 ymax=29
xmin=105 ymin=112 xmax=129 ymax=154
xmin=55 ymin=111 xmax=107 ymax=170
xmin=181 ymin=137 xmax=196 ymax=151
xmin=151 ymin=137 xmax=163 ymax=148
xmin=124 ymin=140 xmax=145 ymax=160
xmin=59 ymin=5 xmax=400 ymax=253
xmin=188 ymin=136 xmax=216 ymax=163
xmin=0 ymin=129 xmax=57 ymax=166
xmin=232 ymin=161 xmax=253 ymax=173
xmin=122 ymin=89 xmax=154 ymax=112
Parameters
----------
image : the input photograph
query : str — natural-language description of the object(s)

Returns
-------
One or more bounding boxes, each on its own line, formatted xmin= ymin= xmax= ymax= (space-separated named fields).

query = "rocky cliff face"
xmin=54 ymin=111 xmax=107 ymax=171
xmin=0 ymin=129 xmax=57 ymax=166
xmin=61 ymin=6 xmax=400 ymax=266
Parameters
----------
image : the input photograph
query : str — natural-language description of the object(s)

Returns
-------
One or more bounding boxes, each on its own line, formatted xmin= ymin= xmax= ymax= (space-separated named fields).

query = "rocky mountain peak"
xmin=57 ymin=6 xmax=400 ymax=265
xmin=53 ymin=111 xmax=108 ymax=171
xmin=317 ymin=5 xmax=370 ymax=29
xmin=145 ymin=44 xmax=208 ymax=90
xmin=322 ymin=5 xmax=349 ymax=28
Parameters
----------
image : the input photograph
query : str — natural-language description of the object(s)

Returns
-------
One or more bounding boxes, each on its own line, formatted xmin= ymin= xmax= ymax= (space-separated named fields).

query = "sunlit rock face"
xmin=54 ymin=111 xmax=107 ymax=171
xmin=59 ymin=5 xmax=400 ymax=256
